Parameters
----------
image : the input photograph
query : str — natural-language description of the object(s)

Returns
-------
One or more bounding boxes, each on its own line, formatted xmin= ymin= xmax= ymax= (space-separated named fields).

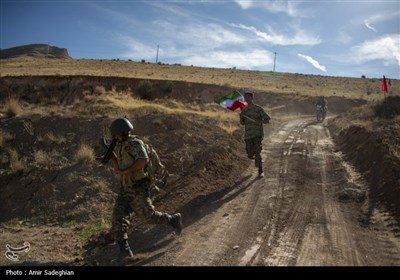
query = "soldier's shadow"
xmin=85 ymin=174 xmax=256 ymax=265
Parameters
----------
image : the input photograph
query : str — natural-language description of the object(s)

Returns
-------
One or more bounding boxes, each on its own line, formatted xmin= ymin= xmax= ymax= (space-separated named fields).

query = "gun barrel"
xmin=101 ymin=139 xmax=116 ymax=164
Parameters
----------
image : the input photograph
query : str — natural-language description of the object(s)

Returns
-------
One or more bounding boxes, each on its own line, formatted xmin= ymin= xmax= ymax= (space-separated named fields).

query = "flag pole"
xmin=242 ymin=114 xmax=257 ymax=123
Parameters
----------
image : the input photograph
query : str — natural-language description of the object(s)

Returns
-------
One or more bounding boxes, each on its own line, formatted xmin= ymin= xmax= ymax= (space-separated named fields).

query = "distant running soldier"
xmin=105 ymin=117 xmax=183 ymax=261
xmin=240 ymin=91 xmax=271 ymax=177
xmin=315 ymin=96 xmax=328 ymax=120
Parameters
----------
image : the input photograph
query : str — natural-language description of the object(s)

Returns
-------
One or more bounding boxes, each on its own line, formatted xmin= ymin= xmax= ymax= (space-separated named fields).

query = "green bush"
xmin=136 ymin=80 xmax=154 ymax=100
xmin=162 ymin=81 xmax=173 ymax=94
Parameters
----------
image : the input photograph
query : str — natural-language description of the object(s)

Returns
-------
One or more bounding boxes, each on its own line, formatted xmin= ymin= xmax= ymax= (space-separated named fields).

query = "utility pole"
xmin=156 ymin=45 xmax=159 ymax=63
xmin=273 ymin=52 xmax=277 ymax=72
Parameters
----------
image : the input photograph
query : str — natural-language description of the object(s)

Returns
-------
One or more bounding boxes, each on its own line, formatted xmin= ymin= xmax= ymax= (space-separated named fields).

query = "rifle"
xmin=99 ymin=137 xmax=117 ymax=164
xmin=242 ymin=114 xmax=257 ymax=123
xmin=242 ymin=114 xmax=271 ymax=123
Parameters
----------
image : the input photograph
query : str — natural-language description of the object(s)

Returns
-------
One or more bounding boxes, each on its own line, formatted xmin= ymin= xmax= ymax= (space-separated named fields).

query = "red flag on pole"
xmin=381 ymin=75 xmax=388 ymax=93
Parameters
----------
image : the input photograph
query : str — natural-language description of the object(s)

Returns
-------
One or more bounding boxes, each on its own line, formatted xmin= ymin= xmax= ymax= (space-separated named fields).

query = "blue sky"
xmin=1 ymin=0 xmax=399 ymax=78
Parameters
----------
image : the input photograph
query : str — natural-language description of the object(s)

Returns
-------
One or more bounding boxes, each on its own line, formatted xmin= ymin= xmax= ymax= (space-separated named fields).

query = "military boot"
xmin=169 ymin=213 xmax=183 ymax=235
xmin=118 ymin=239 xmax=133 ymax=259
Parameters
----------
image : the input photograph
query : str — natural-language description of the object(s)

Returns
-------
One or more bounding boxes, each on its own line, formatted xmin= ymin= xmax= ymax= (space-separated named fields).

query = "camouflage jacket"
xmin=242 ymin=105 xmax=270 ymax=139
xmin=114 ymin=135 xmax=148 ymax=187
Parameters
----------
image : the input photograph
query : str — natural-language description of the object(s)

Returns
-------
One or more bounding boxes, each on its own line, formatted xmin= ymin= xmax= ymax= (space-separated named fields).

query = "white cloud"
xmin=363 ymin=11 xmax=400 ymax=33
xmin=350 ymin=34 xmax=400 ymax=66
xmin=262 ymin=1 xmax=302 ymax=17
xmin=117 ymin=21 xmax=247 ymax=60
xmin=234 ymin=0 xmax=306 ymax=17
xmin=182 ymin=23 xmax=245 ymax=47
xmin=364 ymin=21 xmax=377 ymax=32
xmin=298 ymin=54 xmax=327 ymax=72
xmin=183 ymin=49 xmax=274 ymax=69
xmin=234 ymin=0 xmax=253 ymax=10
xmin=232 ymin=23 xmax=321 ymax=46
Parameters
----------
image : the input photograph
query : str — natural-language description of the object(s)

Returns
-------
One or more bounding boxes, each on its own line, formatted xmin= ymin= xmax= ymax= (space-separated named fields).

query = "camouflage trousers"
xmin=111 ymin=178 xmax=171 ymax=241
xmin=245 ymin=136 xmax=263 ymax=168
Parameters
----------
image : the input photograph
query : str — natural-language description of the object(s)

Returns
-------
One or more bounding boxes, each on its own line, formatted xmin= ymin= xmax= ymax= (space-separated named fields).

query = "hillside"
xmin=1 ymin=57 xmax=397 ymax=101
xmin=0 ymin=44 xmax=71 ymax=60
xmin=0 ymin=58 xmax=399 ymax=267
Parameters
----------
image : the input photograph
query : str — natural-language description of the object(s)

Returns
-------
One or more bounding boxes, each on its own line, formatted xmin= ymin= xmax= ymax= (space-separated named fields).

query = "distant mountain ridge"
xmin=0 ymin=44 xmax=71 ymax=59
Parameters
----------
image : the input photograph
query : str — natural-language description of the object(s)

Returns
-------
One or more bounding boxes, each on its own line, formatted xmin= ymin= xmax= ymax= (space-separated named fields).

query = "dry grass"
xmin=2 ymin=57 xmax=396 ymax=101
xmin=74 ymin=91 xmax=238 ymax=123
xmin=392 ymin=144 xmax=400 ymax=159
xmin=4 ymin=96 xmax=21 ymax=117
xmin=95 ymin=178 xmax=108 ymax=192
xmin=217 ymin=122 xmax=240 ymax=135
xmin=0 ymin=130 xmax=14 ymax=147
xmin=33 ymin=150 xmax=50 ymax=167
xmin=348 ymin=104 xmax=375 ymax=121
xmin=45 ymin=132 xmax=67 ymax=144
xmin=74 ymin=144 xmax=95 ymax=164
xmin=9 ymin=149 xmax=26 ymax=171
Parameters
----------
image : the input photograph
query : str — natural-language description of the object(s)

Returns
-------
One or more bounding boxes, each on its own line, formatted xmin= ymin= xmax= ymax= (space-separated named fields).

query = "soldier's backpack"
xmin=99 ymin=136 xmax=168 ymax=188
xmin=141 ymin=140 xmax=168 ymax=188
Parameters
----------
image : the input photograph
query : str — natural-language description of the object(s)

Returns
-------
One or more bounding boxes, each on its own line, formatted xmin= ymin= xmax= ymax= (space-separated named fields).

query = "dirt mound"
xmin=0 ymin=44 xmax=71 ymax=59
xmin=374 ymin=96 xmax=400 ymax=119
xmin=0 ymin=76 xmax=366 ymax=117
xmin=0 ymin=112 xmax=247 ymax=222
xmin=331 ymin=122 xmax=400 ymax=224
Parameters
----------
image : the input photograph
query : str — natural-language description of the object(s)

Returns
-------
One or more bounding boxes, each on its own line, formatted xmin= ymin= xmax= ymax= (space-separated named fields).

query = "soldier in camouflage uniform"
xmin=240 ymin=92 xmax=271 ymax=177
xmin=108 ymin=118 xmax=183 ymax=259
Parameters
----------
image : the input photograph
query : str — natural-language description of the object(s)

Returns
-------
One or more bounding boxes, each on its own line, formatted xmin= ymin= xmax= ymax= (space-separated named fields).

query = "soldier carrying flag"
xmin=215 ymin=90 xmax=271 ymax=177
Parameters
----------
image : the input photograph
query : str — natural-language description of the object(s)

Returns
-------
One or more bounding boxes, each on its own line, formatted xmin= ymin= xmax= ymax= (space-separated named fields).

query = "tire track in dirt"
xmin=261 ymin=120 xmax=367 ymax=265
xmin=147 ymin=121 xmax=302 ymax=266
xmin=240 ymin=120 xmax=309 ymax=265
xmin=145 ymin=117 xmax=400 ymax=266
xmin=150 ymin=119 xmax=309 ymax=265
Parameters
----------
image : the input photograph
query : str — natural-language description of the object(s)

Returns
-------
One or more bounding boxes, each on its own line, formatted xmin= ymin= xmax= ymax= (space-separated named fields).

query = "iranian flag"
xmin=215 ymin=91 xmax=247 ymax=111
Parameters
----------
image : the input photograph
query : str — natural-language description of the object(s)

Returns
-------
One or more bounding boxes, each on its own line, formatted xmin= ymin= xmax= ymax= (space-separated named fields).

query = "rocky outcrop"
xmin=0 ymin=44 xmax=71 ymax=59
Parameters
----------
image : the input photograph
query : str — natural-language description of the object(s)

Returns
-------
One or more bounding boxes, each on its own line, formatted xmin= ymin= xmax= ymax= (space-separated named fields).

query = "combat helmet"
xmin=110 ymin=117 xmax=133 ymax=138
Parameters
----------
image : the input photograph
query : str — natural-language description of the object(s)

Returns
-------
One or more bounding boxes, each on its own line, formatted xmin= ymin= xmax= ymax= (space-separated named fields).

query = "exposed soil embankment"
xmin=0 ymin=113 xmax=248 ymax=225
xmin=328 ymin=96 xmax=400 ymax=225
xmin=0 ymin=75 xmax=366 ymax=115
xmin=335 ymin=126 xmax=400 ymax=220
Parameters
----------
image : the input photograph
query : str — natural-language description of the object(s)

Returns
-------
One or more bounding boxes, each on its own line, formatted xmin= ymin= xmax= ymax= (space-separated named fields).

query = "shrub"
xmin=162 ymin=81 xmax=173 ymax=94
xmin=75 ymin=144 xmax=95 ymax=164
xmin=94 ymin=86 xmax=106 ymax=95
xmin=5 ymin=96 xmax=21 ymax=117
xmin=34 ymin=150 xmax=51 ymax=167
xmin=9 ymin=149 xmax=25 ymax=171
xmin=136 ymin=80 xmax=154 ymax=100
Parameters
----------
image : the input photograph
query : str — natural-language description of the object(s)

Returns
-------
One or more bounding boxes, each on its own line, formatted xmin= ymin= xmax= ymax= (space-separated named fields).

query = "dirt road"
xmin=129 ymin=117 xmax=400 ymax=266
